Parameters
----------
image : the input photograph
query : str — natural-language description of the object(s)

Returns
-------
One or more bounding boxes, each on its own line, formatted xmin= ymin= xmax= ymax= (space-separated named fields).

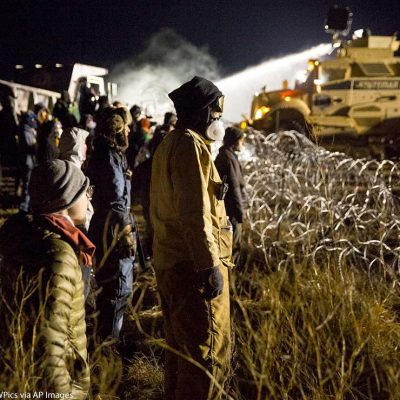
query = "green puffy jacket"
xmin=0 ymin=213 xmax=89 ymax=399
xmin=150 ymin=128 xmax=233 ymax=271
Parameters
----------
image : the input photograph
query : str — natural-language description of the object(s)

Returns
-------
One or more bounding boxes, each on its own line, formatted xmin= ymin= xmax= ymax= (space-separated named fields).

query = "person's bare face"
xmin=38 ymin=109 xmax=49 ymax=124
xmin=68 ymin=191 xmax=89 ymax=226
xmin=235 ymin=137 xmax=245 ymax=152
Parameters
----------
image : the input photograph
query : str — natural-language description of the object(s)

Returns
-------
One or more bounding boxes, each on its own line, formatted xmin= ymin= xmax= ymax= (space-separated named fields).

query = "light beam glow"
xmin=113 ymin=31 xmax=330 ymax=124
xmin=216 ymin=43 xmax=331 ymax=122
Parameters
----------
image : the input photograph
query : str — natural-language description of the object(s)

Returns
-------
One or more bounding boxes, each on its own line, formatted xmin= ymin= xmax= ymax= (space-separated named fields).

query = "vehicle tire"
xmin=275 ymin=118 xmax=311 ymax=138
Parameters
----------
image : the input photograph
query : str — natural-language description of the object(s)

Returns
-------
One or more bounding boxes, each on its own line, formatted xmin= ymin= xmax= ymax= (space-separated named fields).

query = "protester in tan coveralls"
xmin=150 ymin=76 xmax=233 ymax=400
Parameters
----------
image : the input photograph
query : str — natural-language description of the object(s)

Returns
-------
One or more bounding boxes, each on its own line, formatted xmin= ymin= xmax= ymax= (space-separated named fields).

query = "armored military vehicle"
xmin=248 ymin=6 xmax=400 ymax=159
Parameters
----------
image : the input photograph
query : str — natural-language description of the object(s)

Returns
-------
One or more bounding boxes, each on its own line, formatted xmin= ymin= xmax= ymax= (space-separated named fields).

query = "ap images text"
xmin=0 ymin=393 xmax=72 ymax=399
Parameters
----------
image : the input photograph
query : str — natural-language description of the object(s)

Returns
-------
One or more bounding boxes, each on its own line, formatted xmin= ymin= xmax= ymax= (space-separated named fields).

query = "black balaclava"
xmin=168 ymin=76 xmax=222 ymax=136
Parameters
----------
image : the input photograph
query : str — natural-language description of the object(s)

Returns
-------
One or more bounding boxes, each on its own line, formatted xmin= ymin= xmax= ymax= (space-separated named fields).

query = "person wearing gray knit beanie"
xmin=0 ymin=158 xmax=93 ymax=396
xmin=29 ymin=159 xmax=89 ymax=215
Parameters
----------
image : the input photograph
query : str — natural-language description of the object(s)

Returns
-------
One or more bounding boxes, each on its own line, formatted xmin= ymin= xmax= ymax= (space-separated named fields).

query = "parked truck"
xmin=0 ymin=62 xmax=117 ymax=115
xmin=0 ymin=63 xmax=117 ymax=200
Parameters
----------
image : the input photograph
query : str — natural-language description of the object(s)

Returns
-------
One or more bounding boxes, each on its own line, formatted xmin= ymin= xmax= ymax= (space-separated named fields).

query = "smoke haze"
xmin=111 ymin=29 xmax=221 ymax=121
xmin=112 ymin=29 xmax=330 ymax=123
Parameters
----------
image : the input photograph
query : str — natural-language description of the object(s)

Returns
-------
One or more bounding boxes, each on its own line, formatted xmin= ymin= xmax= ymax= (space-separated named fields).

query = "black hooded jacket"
xmin=214 ymin=145 xmax=245 ymax=223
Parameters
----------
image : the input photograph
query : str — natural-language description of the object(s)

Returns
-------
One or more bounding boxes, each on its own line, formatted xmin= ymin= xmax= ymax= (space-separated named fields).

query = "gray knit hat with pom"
xmin=29 ymin=160 xmax=89 ymax=214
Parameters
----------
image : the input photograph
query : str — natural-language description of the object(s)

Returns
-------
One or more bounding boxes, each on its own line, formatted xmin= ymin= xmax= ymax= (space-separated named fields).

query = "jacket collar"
xmin=39 ymin=214 xmax=96 ymax=268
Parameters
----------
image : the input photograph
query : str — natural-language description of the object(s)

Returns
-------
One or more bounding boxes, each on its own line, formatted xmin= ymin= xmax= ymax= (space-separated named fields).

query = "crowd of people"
xmin=0 ymin=76 xmax=247 ymax=400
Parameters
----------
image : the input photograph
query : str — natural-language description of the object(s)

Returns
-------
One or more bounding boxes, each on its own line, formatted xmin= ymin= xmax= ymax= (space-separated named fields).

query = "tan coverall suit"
xmin=150 ymin=127 xmax=233 ymax=400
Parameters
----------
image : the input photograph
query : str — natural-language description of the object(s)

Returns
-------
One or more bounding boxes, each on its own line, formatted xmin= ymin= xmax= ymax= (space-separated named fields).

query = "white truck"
xmin=0 ymin=63 xmax=117 ymax=114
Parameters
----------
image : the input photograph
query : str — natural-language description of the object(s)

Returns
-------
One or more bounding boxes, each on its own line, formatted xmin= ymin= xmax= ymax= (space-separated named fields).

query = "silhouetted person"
xmin=0 ymin=83 xmax=18 ymax=168
xmin=37 ymin=120 xmax=60 ymax=165
xmin=131 ymin=113 xmax=175 ymax=259
xmin=127 ymin=104 xmax=146 ymax=169
xmin=151 ymin=111 xmax=176 ymax=153
xmin=17 ymin=111 xmax=37 ymax=212
xmin=87 ymin=106 xmax=136 ymax=341
xmin=53 ymin=90 xmax=78 ymax=128
xmin=79 ymin=80 xmax=97 ymax=119
xmin=215 ymin=126 xmax=246 ymax=265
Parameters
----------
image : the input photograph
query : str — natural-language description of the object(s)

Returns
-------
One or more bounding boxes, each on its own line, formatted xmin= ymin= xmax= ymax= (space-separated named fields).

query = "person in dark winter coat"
xmin=78 ymin=114 xmax=97 ymax=161
xmin=0 ymin=160 xmax=92 ymax=398
xmin=34 ymin=103 xmax=52 ymax=135
xmin=34 ymin=103 xmax=56 ymax=162
xmin=53 ymin=90 xmax=78 ymax=129
xmin=215 ymin=126 xmax=246 ymax=265
xmin=0 ymin=83 xmax=18 ymax=168
xmin=79 ymin=82 xmax=97 ymax=118
xmin=36 ymin=120 xmax=60 ymax=164
xmin=127 ymin=105 xmax=146 ymax=169
xmin=96 ymin=95 xmax=110 ymax=115
xmin=17 ymin=111 xmax=38 ymax=212
xmin=151 ymin=111 xmax=176 ymax=154
xmin=131 ymin=113 xmax=174 ymax=259
xmin=131 ymin=151 xmax=152 ymax=259
xmin=87 ymin=106 xmax=136 ymax=341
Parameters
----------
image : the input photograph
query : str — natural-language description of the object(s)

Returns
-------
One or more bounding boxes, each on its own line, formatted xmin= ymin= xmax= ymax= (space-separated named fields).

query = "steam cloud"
xmin=111 ymin=29 xmax=221 ymax=121
xmin=112 ymin=29 xmax=331 ymax=123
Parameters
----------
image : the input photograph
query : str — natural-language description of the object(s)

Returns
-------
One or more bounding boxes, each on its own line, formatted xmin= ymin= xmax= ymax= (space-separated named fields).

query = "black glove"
xmin=200 ymin=266 xmax=224 ymax=300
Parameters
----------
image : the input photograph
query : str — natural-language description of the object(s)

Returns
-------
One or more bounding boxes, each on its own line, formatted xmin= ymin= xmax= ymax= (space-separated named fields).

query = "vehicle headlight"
xmin=254 ymin=106 xmax=271 ymax=120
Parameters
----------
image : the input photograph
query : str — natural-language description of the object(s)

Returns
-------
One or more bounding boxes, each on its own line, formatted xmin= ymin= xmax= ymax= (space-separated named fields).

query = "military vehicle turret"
xmin=247 ymin=6 xmax=400 ymax=159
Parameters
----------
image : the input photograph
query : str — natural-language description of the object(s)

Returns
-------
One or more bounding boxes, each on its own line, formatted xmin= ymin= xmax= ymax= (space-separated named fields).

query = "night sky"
xmin=0 ymin=0 xmax=399 ymax=79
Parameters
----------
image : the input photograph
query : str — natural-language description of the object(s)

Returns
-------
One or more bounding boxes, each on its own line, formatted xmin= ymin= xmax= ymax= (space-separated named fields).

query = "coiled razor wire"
xmin=243 ymin=130 xmax=400 ymax=284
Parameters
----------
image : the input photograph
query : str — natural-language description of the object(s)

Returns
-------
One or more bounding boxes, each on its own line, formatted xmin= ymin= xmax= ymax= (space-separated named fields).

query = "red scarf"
xmin=40 ymin=214 xmax=96 ymax=268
